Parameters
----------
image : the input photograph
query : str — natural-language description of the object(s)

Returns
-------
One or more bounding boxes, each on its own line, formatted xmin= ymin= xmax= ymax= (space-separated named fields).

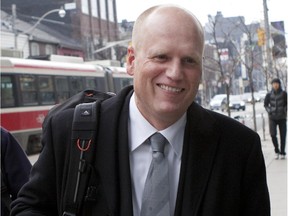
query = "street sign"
xmin=64 ymin=3 xmax=76 ymax=10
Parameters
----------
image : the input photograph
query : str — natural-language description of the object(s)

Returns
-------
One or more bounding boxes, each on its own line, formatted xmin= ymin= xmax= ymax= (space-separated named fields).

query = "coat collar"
xmin=96 ymin=86 xmax=221 ymax=216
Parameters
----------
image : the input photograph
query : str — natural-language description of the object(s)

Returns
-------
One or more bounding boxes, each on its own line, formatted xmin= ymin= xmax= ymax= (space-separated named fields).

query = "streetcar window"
xmin=55 ymin=77 xmax=69 ymax=103
xmin=20 ymin=75 xmax=38 ymax=105
xmin=1 ymin=75 xmax=15 ymax=107
xmin=96 ymin=77 xmax=108 ymax=92
xmin=86 ymin=78 xmax=97 ymax=89
xmin=70 ymin=77 xmax=84 ymax=95
xmin=39 ymin=76 xmax=55 ymax=105
xmin=121 ymin=78 xmax=133 ymax=87
xmin=113 ymin=78 xmax=133 ymax=93
xmin=55 ymin=77 xmax=69 ymax=91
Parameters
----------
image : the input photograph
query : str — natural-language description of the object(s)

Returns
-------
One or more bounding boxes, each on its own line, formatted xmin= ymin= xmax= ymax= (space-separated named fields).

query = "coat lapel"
xmin=95 ymin=86 xmax=134 ymax=216
xmin=117 ymin=90 xmax=134 ymax=216
xmin=95 ymin=87 xmax=221 ymax=216
xmin=175 ymin=103 xmax=221 ymax=216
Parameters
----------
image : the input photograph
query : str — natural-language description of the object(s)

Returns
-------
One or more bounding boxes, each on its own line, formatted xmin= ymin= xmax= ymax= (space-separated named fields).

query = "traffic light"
xmin=257 ymin=28 xmax=265 ymax=46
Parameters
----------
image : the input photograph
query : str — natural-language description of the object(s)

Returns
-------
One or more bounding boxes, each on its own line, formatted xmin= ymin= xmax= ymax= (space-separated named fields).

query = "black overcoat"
xmin=11 ymin=86 xmax=270 ymax=216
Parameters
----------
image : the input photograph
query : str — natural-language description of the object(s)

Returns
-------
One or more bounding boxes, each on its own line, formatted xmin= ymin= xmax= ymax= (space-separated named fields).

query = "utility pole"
xmin=12 ymin=4 xmax=18 ymax=49
xmin=263 ymin=0 xmax=274 ymax=81
xmin=88 ymin=0 xmax=95 ymax=60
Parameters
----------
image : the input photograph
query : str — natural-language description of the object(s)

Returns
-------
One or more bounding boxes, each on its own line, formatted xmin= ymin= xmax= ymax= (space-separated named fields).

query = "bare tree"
xmin=274 ymin=58 xmax=287 ymax=90
xmin=205 ymin=15 xmax=233 ymax=116
xmin=205 ymin=14 xmax=247 ymax=117
xmin=204 ymin=13 xmax=267 ymax=131
xmin=235 ymin=20 xmax=264 ymax=131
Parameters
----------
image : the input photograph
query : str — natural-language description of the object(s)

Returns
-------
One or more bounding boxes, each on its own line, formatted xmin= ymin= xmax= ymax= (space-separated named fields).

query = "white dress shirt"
xmin=128 ymin=93 xmax=186 ymax=216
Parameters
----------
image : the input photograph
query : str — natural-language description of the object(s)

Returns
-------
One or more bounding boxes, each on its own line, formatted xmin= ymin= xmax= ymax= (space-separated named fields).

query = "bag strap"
xmin=62 ymin=101 xmax=101 ymax=216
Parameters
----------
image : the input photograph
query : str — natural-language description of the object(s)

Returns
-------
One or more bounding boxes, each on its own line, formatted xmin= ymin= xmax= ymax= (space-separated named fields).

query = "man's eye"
xmin=155 ymin=55 xmax=168 ymax=61
xmin=183 ymin=57 xmax=197 ymax=65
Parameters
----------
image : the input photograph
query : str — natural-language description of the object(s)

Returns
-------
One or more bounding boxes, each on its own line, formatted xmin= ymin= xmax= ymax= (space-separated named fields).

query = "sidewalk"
xmin=258 ymin=121 xmax=287 ymax=216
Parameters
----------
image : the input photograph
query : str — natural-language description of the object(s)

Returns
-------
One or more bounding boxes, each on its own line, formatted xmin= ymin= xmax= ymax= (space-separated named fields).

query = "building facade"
xmin=1 ymin=0 xmax=119 ymax=60
xmin=204 ymin=11 xmax=267 ymax=98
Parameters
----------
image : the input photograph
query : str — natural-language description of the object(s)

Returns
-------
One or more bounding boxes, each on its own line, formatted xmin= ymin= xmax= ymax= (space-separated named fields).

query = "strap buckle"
xmin=62 ymin=212 xmax=76 ymax=216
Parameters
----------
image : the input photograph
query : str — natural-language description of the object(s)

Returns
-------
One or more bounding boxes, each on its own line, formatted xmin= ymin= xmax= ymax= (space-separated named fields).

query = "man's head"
xmin=126 ymin=5 xmax=204 ymax=130
xmin=271 ymin=78 xmax=281 ymax=91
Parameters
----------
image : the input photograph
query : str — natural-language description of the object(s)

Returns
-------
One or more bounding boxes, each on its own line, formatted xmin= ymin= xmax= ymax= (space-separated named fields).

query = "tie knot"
xmin=150 ymin=132 xmax=166 ymax=154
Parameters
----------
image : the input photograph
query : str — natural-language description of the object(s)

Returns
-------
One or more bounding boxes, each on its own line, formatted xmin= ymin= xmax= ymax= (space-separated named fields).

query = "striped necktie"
xmin=140 ymin=132 xmax=170 ymax=216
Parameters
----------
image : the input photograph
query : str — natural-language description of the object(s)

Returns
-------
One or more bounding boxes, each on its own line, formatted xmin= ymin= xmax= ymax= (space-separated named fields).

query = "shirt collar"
xmin=129 ymin=93 xmax=186 ymax=159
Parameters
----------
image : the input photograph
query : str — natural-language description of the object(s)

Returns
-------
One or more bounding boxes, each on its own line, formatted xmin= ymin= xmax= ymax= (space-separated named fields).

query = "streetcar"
xmin=0 ymin=56 xmax=133 ymax=154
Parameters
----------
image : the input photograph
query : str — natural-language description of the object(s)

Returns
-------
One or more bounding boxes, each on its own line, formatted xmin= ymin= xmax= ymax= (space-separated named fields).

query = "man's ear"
xmin=126 ymin=46 xmax=135 ymax=76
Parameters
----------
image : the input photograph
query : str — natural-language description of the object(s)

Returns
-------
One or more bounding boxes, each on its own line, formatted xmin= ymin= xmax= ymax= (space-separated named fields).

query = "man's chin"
xmin=157 ymin=104 xmax=185 ymax=116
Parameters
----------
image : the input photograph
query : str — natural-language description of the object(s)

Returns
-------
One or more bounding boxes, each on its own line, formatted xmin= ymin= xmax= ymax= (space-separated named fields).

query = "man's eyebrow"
xmin=184 ymin=53 xmax=202 ymax=61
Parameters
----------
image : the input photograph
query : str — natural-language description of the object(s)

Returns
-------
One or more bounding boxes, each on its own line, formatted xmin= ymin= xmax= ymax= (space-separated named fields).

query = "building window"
xmin=81 ymin=0 xmax=89 ymax=14
xmin=100 ymin=0 xmax=106 ymax=20
xmin=91 ymin=0 xmax=98 ymax=17
xmin=108 ymin=0 xmax=114 ymax=22
xmin=31 ymin=43 xmax=39 ymax=56
xmin=45 ymin=45 xmax=53 ymax=55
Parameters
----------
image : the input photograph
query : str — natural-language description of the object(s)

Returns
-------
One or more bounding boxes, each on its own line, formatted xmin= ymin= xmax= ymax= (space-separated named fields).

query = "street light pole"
xmin=22 ymin=7 xmax=66 ymax=35
xmin=11 ymin=4 xmax=66 ymax=50
xmin=263 ymin=0 xmax=274 ymax=81
xmin=93 ymin=39 xmax=131 ymax=53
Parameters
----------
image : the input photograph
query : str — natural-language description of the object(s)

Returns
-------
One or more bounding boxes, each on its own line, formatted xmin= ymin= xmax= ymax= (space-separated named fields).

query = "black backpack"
xmin=44 ymin=89 xmax=114 ymax=216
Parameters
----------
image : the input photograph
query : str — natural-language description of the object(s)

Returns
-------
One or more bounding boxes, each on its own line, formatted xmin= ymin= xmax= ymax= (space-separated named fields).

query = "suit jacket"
xmin=11 ymin=86 xmax=270 ymax=216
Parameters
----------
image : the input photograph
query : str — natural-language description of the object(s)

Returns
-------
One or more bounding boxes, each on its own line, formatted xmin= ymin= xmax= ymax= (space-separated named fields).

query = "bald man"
xmin=11 ymin=5 xmax=270 ymax=216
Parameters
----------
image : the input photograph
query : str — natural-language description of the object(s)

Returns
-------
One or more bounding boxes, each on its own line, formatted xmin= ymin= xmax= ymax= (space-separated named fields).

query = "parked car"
xmin=221 ymin=95 xmax=246 ymax=111
xmin=209 ymin=94 xmax=226 ymax=110
xmin=253 ymin=92 xmax=262 ymax=102
xmin=257 ymin=90 xmax=268 ymax=101
xmin=234 ymin=115 xmax=245 ymax=124
xmin=241 ymin=92 xmax=261 ymax=103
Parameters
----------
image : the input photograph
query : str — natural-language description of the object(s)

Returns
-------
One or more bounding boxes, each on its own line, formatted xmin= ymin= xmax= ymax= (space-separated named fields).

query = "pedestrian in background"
xmin=11 ymin=5 xmax=270 ymax=215
xmin=264 ymin=78 xmax=287 ymax=159
xmin=1 ymin=127 xmax=32 ymax=216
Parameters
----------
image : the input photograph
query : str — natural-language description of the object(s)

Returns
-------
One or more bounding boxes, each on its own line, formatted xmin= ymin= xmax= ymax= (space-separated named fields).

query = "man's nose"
xmin=166 ymin=60 xmax=183 ymax=80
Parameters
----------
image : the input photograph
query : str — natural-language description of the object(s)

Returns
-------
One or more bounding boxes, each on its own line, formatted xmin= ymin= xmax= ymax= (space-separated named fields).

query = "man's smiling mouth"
xmin=158 ymin=84 xmax=184 ymax=93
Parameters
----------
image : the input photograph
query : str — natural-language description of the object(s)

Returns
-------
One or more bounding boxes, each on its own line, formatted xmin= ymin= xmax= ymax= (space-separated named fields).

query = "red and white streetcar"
xmin=1 ymin=56 xmax=132 ymax=154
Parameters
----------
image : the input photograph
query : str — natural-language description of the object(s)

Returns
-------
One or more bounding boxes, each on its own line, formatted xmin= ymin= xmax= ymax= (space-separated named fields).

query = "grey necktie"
xmin=141 ymin=132 xmax=170 ymax=216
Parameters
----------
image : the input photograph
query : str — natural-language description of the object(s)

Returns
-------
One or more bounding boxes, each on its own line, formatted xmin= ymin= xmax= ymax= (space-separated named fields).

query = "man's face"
xmin=127 ymin=8 xmax=203 ymax=129
xmin=272 ymin=82 xmax=280 ymax=91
